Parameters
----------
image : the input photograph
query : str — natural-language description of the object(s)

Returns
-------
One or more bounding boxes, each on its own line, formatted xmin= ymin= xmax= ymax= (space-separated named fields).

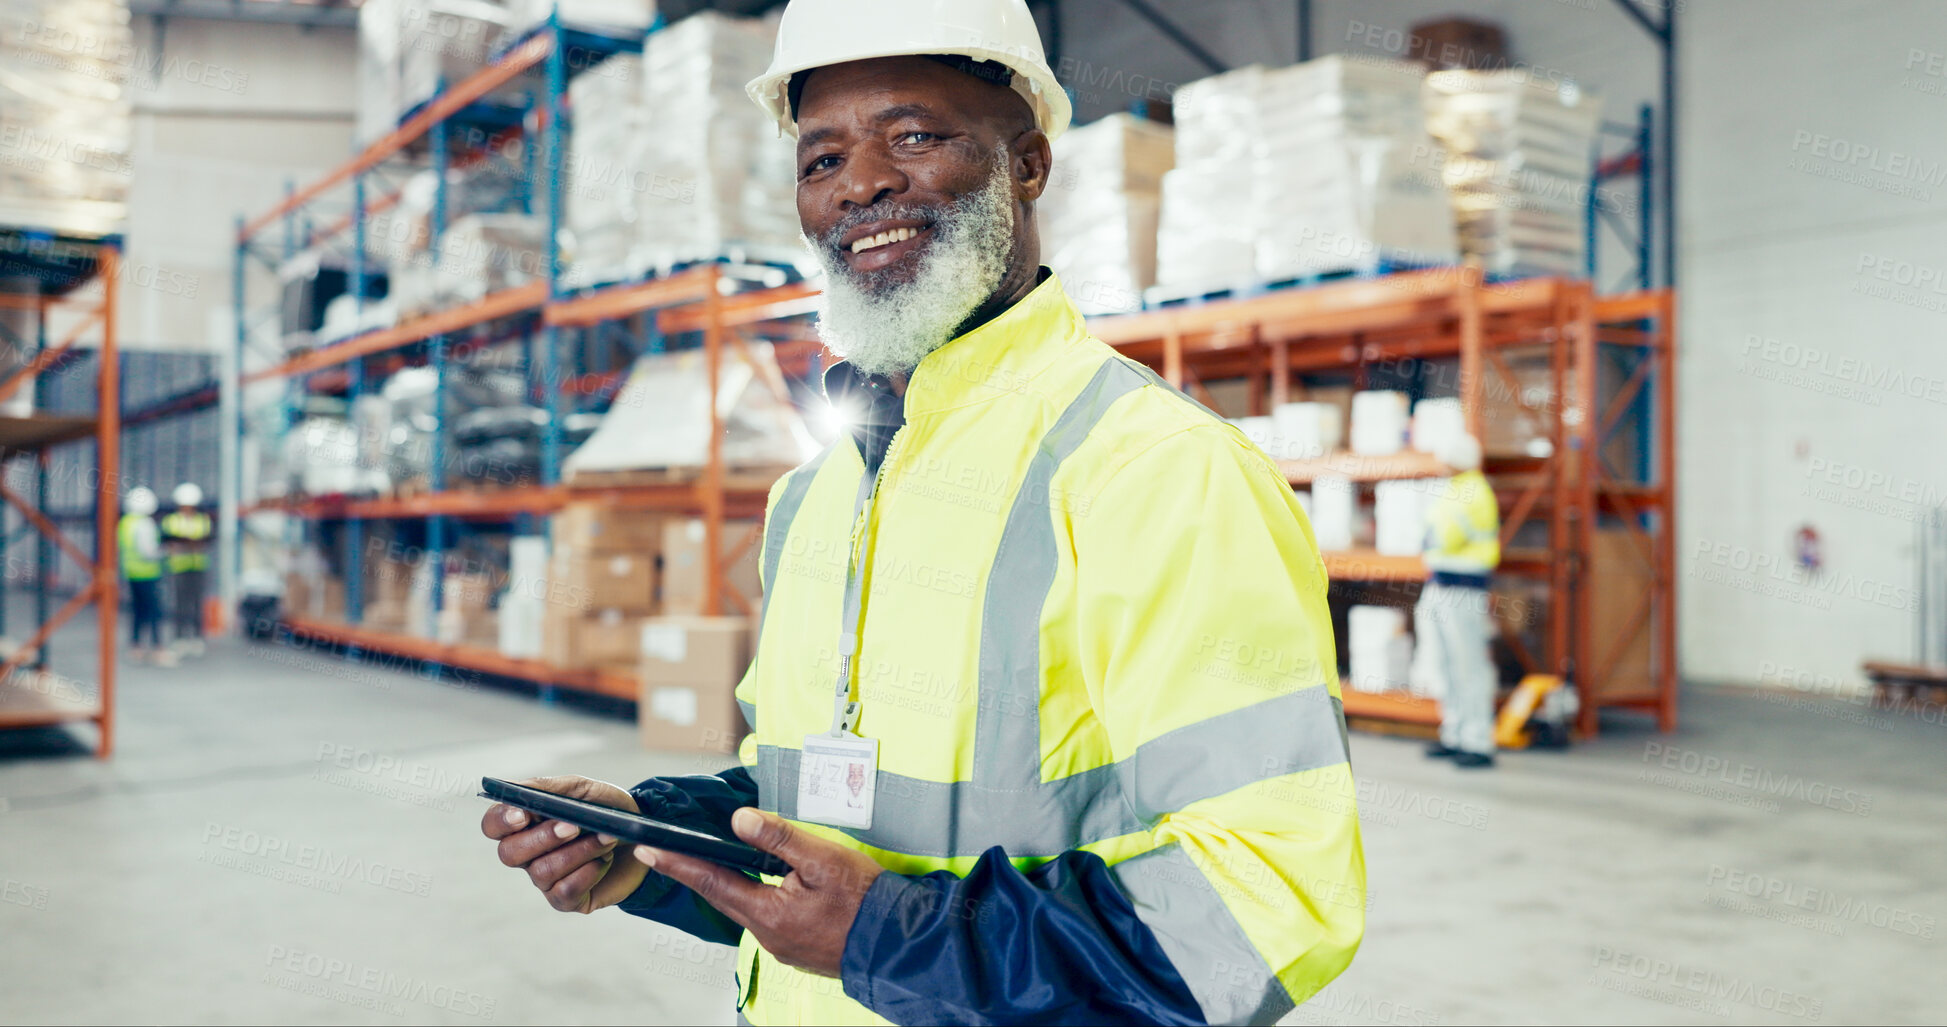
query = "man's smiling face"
xmin=789 ymin=56 xmax=1053 ymax=377
xmin=794 ymin=55 xmax=1047 ymax=296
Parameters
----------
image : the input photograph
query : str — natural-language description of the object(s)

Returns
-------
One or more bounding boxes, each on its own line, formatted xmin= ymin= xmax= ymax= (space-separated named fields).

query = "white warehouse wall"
xmin=121 ymin=15 xmax=356 ymax=352
xmin=1677 ymin=0 xmax=1947 ymax=691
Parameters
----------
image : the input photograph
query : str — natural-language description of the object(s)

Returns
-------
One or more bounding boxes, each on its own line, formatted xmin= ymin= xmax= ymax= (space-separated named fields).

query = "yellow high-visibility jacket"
xmin=639 ymin=275 xmax=1364 ymax=1025
xmin=161 ymin=510 xmax=212 ymax=573
xmin=1422 ymin=469 xmax=1500 ymax=577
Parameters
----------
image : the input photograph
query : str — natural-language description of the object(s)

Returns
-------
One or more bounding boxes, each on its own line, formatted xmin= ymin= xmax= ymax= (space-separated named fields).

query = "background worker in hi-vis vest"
xmin=1415 ymin=433 xmax=1502 ymax=769
xmin=118 ymin=486 xmax=171 ymax=667
xmin=160 ymin=483 xmax=212 ymax=657
xmin=480 ymin=1 xmax=1365 ymax=1023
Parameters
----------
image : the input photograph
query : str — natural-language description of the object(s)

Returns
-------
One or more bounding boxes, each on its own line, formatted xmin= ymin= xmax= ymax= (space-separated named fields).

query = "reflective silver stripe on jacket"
xmin=753 ymin=358 xmax=1348 ymax=854
xmin=747 ymin=443 xmax=837 ymax=733
xmin=1113 ymin=844 xmax=1297 ymax=1025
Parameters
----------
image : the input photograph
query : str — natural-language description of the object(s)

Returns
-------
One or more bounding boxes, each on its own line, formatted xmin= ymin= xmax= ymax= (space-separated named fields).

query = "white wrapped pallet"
xmin=1310 ymin=475 xmax=1355 ymax=552
xmin=563 ymin=53 xmax=647 ymax=286
xmin=1272 ymin=401 xmax=1343 ymax=460
xmin=1411 ymin=397 xmax=1466 ymax=455
xmin=1347 ymin=605 xmax=1412 ymax=692
xmin=510 ymin=0 xmax=657 ymax=32
xmin=0 ymin=0 xmax=132 ymax=236
xmin=1349 ymin=390 xmax=1411 ymax=456
xmin=357 ymin=0 xmax=518 ymax=145
xmin=1423 ymin=69 xmax=1603 ymax=275
xmin=433 ymin=213 xmax=547 ymax=304
xmin=1375 ymin=479 xmax=1440 ymax=557
xmin=636 ymin=12 xmax=799 ymax=271
xmin=1038 ymin=114 xmax=1174 ymax=315
xmin=1159 ymin=56 xmax=1456 ymax=289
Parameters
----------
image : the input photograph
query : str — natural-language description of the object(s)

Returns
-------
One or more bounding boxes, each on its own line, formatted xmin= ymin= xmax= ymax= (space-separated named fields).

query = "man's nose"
xmin=836 ymin=144 xmax=908 ymax=210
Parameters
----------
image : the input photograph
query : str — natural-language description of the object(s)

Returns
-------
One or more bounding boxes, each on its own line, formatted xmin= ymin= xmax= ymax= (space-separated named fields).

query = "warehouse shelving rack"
xmin=0 ymin=236 xmax=124 ymax=756
xmin=230 ymin=11 xmax=821 ymax=701
xmin=1091 ymin=268 xmax=1677 ymax=736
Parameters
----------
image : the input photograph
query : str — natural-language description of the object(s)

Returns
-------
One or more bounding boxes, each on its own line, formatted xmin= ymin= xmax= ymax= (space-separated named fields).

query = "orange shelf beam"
xmin=247 ymin=280 xmax=548 ymax=382
xmin=240 ymin=34 xmax=554 ymax=242
xmin=546 ymin=267 xmax=715 ymax=327
xmin=282 ymin=617 xmax=638 ymax=701
xmin=1282 ymin=450 xmax=1451 ymax=485
xmin=1323 ymin=550 xmax=1428 ymax=583
xmin=1339 ymin=683 xmax=1442 ymax=725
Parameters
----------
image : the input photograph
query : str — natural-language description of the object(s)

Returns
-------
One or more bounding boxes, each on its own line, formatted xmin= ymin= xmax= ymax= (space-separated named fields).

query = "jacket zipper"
xmin=844 ymin=426 xmax=908 ymax=696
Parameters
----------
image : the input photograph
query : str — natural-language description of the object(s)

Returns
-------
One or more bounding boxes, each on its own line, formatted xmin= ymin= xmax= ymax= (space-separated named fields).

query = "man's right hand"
xmin=481 ymin=775 xmax=649 ymax=914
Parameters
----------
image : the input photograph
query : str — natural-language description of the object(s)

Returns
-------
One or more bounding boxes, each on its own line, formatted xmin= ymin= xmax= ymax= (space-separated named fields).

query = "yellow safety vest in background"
xmin=1423 ymin=469 xmax=1501 ymax=575
xmin=118 ymin=514 xmax=160 ymax=580
xmin=736 ymin=275 xmax=1364 ymax=1025
xmin=161 ymin=510 xmax=212 ymax=573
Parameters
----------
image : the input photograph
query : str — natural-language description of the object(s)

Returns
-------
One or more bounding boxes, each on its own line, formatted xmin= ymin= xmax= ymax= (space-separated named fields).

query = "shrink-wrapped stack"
xmin=357 ymin=0 xmax=519 ymax=146
xmin=635 ymin=13 xmax=799 ymax=271
xmin=1158 ymin=57 xmax=1456 ymax=290
xmin=433 ymin=213 xmax=547 ymax=304
xmin=509 ymin=0 xmax=656 ymax=32
xmin=1037 ymin=114 xmax=1174 ymax=315
xmin=1422 ymin=69 xmax=1602 ymax=275
xmin=563 ymin=54 xmax=647 ymax=286
xmin=1348 ymin=605 xmax=1413 ymax=692
xmin=1253 ymin=56 xmax=1457 ymax=279
xmin=0 ymin=0 xmax=132 ymax=236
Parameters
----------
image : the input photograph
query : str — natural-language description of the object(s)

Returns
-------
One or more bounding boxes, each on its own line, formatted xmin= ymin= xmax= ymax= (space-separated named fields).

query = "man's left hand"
xmin=635 ymin=807 xmax=885 ymax=978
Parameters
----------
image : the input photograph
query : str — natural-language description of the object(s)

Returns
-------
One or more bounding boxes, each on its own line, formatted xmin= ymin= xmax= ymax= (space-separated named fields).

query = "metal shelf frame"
xmin=229 ymin=10 xmax=819 ymax=697
xmin=1093 ymin=269 xmax=1678 ymax=735
xmin=0 ymin=243 xmax=124 ymax=756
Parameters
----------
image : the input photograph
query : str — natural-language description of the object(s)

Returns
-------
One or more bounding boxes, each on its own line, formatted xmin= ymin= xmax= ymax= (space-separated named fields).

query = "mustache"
xmin=815 ymin=201 xmax=948 ymax=250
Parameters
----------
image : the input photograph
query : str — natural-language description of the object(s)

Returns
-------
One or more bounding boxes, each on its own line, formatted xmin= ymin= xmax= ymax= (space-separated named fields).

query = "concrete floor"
xmin=2 ymin=618 xmax=1941 ymax=1025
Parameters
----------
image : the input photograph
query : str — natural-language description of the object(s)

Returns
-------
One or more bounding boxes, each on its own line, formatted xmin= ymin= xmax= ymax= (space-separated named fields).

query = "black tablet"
xmin=480 ymin=777 xmax=792 ymax=878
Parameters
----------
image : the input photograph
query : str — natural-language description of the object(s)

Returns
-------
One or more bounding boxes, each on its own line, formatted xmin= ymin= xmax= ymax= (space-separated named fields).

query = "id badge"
xmin=797 ymin=733 xmax=879 ymax=829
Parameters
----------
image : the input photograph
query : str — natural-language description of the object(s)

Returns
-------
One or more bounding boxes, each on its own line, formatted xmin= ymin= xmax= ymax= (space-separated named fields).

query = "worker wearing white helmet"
xmin=1417 ymin=433 xmax=1502 ymax=768
xmin=119 ymin=486 xmax=171 ymax=666
xmin=484 ymin=2 xmax=1362 ymax=1024
xmin=161 ymin=483 xmax=212 ymax=657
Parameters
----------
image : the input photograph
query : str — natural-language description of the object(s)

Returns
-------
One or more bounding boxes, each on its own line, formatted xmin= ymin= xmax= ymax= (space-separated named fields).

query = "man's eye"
xmin=900 ymin=132 xmax=936 ymax=145
xmin=805 ymin=154 xmax=841 ymax=175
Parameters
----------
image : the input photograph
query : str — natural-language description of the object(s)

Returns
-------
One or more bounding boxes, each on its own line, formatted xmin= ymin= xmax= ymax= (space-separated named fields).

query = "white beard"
xmin=805 ymin=154 xmax=1016 ymax=378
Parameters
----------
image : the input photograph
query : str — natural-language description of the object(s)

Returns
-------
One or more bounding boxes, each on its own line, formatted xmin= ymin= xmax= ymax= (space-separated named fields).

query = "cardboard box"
xmin=552 ymin=504 xmax=663 ymax=554
xmin=580 ymin=609 xmax=647 ymax=668
xmin=443 ymin=572 xmax=496 ymax=612
xmin=361 ymin=599 xmax=408 ymax=633
xmin=661 ymin=518 xmax=764 ymax=615
xmin=542 ymin=601 xmax=578 ymax=667
xmin=638 ymin=616 xmax=751 ymax=753
xmin=551 ymin=551 xmax=657 ymax=614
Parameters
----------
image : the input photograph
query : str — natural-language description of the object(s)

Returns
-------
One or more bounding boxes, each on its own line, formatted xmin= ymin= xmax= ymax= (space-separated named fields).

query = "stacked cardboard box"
xmin=437 ymin=571 xmax=501 ymax=647
xmin=1422 ymin=69 xmax=1603 ymax=275
xmin=545 ymin=505 xmax=661 ymax=670
xmin=638 ymin=616 xmax=751 ymax=753
xmin=661 ymin=518 xmax=764 ymax=615
xmin=1037 ymin=114 xmax=1175 ymax=315
xmin=361 ymin=550 xmax=420 ymax=633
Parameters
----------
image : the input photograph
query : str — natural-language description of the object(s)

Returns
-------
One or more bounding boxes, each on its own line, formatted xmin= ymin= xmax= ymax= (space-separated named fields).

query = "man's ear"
xmin=1009 ymin=129 xmax=1053 ymax=202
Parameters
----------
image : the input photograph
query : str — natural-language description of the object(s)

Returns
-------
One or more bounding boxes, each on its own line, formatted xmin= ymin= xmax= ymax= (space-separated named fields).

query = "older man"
xmin=482 ymin=1 xmax=1364 ymax=1023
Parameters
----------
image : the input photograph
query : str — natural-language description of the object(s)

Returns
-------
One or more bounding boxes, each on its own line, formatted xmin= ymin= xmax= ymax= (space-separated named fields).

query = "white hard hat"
xmin=1435 ymin=433 xmax=1484 ymax=473
xmin=127 ymin=487 xmax=157 ymax=516
xmin=174 ymin=483 xmax=203 ymax=507
xmin=748 ymin=0 xmax=1072 ymax=142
